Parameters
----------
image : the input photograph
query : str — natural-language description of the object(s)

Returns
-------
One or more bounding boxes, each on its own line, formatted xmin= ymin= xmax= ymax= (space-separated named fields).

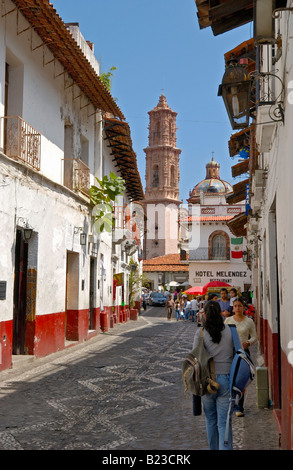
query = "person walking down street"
xmin=142 ymin=292 xmax=148 ymax=311
xmin=184 ymin=299 xmax=191 ymax=321
xmin=224 ymin=297 xmax=257 ymax=417
xmin=218 ymin=288 xmax=232 ymax=318
xmin=175 ymin=299 xmax=180 ymax=321
xmin=192 ymin=300 xmax=235 ymax=450
xmin=166 ymin=295 xmax=174 ymax=321
xmin=189 ymin=297 xmax=198 ymax=322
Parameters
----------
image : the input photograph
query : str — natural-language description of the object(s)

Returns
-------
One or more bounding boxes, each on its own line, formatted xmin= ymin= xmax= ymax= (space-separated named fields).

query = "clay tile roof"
xmin=143 ymin=253 xmax=189 ymax=272
xmin=12 ymin=0 xmax=124 ymax=119
xmin=104 ymin=117 xmax=144 ymax=201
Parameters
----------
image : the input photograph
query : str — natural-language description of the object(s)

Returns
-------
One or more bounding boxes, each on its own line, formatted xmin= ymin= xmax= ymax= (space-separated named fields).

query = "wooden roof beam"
xmin=209 ymin=0 xmax=253 ymax=22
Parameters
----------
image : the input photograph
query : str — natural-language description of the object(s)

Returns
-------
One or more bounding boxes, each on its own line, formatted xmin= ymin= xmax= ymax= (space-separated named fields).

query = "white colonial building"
xmin=184 ymin=158 xmax=251 ymax=292
xmin=0 ymin=0 xmax=143 ymax=371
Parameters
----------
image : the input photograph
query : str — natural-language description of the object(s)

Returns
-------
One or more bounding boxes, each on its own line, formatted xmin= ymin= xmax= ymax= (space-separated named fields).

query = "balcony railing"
xmin=189 ymin=247 xmax=228 ymax=261
xmin=2 ymin=116 xmax=41 ymax=171
xmin=63 ymin=158 xmax=90 ymax=195
xmin=112 ymin=205 xmax=139 ymax=245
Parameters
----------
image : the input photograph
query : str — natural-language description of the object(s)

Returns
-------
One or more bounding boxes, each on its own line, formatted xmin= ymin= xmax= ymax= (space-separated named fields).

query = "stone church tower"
xmin=144 ymin=94 xmax=181 ymax=259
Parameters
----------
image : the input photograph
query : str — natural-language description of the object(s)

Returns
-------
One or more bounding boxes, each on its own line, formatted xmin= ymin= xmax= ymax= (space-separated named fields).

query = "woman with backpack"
xmin=192 ymin=300 xmax=235 ymax=450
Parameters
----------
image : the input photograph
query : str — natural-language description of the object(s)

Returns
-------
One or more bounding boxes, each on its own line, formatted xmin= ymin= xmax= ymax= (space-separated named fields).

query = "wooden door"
xmin=13 ymin=230 xmax=28 ymax=355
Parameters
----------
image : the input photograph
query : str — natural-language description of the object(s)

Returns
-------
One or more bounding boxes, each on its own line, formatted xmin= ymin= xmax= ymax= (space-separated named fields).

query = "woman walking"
xmin=166 ymin=295 xmax=174 ymax=321
xmin=192 ymin=301 xmax=235 ymax=450
xmin=225 ymin=297 xmax=257 ymax=417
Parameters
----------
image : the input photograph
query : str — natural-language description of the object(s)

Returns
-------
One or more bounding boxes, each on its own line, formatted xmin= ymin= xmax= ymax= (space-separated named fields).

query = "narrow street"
xmin=0 ymin=307 xmax=280 ymax=451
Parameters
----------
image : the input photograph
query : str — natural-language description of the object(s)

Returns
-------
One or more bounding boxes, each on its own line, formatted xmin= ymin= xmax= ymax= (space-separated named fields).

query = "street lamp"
xmin=242 ymin=251 xmax=250 ymax=263
xmin=218 ymin=58 xmax=252 ymax=130
xmin=74 ymin=226 xmax=87 ymax=245
xmin=17 ymin=217 xmax=33 ymax=242
xmin=23 ymin=225 xmax=33 ymax=242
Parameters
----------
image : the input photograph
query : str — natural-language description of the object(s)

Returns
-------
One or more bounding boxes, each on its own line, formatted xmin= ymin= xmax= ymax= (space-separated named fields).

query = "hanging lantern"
xmin=218 ymin=58 xmax=252 ymax=130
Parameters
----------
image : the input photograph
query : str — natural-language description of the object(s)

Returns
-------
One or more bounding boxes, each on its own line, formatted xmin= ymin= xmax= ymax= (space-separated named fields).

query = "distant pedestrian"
xmin=184 ymin=299 xmax=191 ymax=321
xmin=190 ymin=297 xmax=199 ymax=322
xmin=192 ymin=300 xmax=235 ymax=450
xmin=142 ymin=292 xmax=148 ymax=311
xmin=218 ymin=288 xmax=231 ymax=318
xmin=175 ymin=299 xmax=180 ymax=321
xmin=166 ymin=295 xmax=174 ymax=321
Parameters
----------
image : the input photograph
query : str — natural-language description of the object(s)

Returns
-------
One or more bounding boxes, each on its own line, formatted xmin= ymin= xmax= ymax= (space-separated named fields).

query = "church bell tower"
xmin=144 ymin=94 xmax=181 ymax=259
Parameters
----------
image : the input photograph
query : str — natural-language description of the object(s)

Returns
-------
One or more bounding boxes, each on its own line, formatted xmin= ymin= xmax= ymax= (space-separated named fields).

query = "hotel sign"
xmin=193 ymin=270 xmax=248 ymax=285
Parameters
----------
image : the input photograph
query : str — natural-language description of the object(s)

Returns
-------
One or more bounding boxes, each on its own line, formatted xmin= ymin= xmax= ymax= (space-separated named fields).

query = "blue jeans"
xmin=202 ymin=374 xmax=233 ymax=450
xmin=175 ymin=309 xmax=180 ymax=320
xmin=190 ymin=310 xmax=196 ymax=322
xmin=185 ymin=309 xmax=191 ymax=320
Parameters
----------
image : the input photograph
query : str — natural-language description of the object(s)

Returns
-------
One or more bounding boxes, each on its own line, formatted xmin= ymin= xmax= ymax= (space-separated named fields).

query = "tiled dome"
xmin=188 ymin=157 xmax=233 ymax=201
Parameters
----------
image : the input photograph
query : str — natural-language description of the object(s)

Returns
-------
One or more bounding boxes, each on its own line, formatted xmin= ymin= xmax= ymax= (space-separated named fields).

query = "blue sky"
xmin=52 ymin=0 xmax=252 ymax=203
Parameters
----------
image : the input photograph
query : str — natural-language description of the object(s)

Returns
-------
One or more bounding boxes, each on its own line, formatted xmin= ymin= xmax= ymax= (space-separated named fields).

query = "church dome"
xmin=188 ymin=157 xmax=233 ymax=201
xmin=193 ymin=178 xmax=233 ymax=195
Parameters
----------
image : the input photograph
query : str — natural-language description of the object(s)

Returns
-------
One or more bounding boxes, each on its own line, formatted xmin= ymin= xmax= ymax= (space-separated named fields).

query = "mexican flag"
xmin=231 ymin=237 xmax=243 ymax=259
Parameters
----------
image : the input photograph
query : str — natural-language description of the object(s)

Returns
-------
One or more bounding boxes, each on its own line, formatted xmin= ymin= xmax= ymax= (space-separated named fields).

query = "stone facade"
xmin=144 ymin=95 xmax=181 ymax=259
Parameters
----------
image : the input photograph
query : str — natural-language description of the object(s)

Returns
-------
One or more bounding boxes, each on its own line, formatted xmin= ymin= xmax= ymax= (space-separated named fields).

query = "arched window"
xmin=208 ymin=231 xmax=230 ymax=260
xmin=212 ymin=235 xmax=226 ymax=259
xmin=152 ymin=165 xmax=159 ymax=187
xmin=170 ymin=165 xmax=175 ymax=185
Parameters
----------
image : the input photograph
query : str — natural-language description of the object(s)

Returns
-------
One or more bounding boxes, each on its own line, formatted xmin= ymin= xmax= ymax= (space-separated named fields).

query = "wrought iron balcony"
xmin=189 ymin=247 xmax=228 ymax=261
xmin=2 ymin=116 xmax=41 ymax=171
xmin=63 ymin=158 xmax=90 ymax=196
xmin=112 ymin=205 xmax=139 ymax=245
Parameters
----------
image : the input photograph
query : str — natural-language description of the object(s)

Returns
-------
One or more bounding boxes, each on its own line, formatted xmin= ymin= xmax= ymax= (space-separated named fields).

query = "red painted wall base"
xmin=0 ymin=320 xmax=13 ymax=372
xmin=259 ymin=316 xmax=293 ymax=450
xmin=0 ymin=304 xmax=135 ymax=372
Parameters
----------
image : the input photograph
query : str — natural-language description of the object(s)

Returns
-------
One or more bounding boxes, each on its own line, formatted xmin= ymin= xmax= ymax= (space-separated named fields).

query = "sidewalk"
xmin=230 ymin=343 xmax=281 ymax=450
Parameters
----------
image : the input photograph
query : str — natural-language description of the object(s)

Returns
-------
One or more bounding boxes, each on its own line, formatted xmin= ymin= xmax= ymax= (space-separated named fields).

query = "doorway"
xmin=65 ymin=251 xmax=79 ymax=341
xmin=268 ymin=201 xmax=281 ymax=409
xmin=89 ymin=257 xmax=96 ymax=330
xmin=13 ymin=229 xmax=28 ymax=355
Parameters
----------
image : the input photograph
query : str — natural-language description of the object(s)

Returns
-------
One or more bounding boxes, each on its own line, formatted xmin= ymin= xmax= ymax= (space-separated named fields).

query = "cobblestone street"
xmin=0 ymin=307 xmax=281 ymax=451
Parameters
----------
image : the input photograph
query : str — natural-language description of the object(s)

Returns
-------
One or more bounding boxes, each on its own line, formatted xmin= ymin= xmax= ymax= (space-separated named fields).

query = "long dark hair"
xmin=203 ymin=300 xmax=224 ymax=344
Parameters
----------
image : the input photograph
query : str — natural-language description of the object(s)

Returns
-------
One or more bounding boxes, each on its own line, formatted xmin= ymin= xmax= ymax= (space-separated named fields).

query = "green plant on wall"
xmin=90 ymin=172 xmax=125 ymax=233
xmin=100 ymin=66 xmax=117 ymax=91
xmin=128 ymin=258 xmax=150 ymax=308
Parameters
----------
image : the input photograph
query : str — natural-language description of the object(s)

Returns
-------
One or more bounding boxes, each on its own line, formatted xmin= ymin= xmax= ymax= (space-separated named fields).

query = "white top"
xmin=224 ymin=316 xmax=257 ymax=346
xmin=190 ymin=299 xmax=199 ymax=310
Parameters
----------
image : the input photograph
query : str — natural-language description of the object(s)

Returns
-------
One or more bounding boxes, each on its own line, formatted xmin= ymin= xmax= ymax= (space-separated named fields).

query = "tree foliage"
xmin=128 ymin=258 xmax=150 ymax=308
xmin=90 ymin=172 xmax=125 ymax=233
xmin=100 ymin=66 xmax=117 ymax=91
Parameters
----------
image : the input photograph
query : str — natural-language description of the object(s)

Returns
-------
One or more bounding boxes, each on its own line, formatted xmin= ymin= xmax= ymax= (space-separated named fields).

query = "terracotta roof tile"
xmin=143 ymin=253 xmax=189 ymax=272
